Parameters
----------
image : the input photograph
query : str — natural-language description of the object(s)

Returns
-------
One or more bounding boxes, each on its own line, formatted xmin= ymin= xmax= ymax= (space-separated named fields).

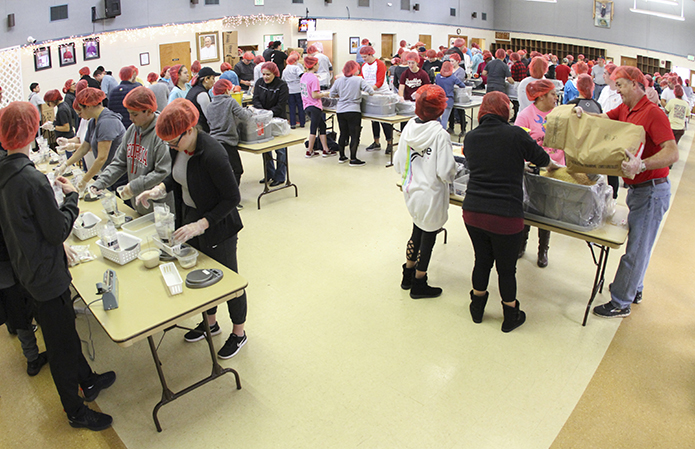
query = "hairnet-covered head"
xmin=526 ymin=79 xmax=555 ymax=101
xmin=529 ymin=56 xmax=549 ymax=79
xmin=313 ymin=42 xmax=324 ymax=53
xmin=75 ymin=79 xmax=89 ymax=95
xmin=212 ymin=79 xmax=233 ymax=96
xmin=510 ymin=52 xmax=521 ymax=62
xmin=674 ymin=84 xmax=684 ymax=98
xmin=454 ymin=38 xmax=465 ymax=48
xmin=243 ymin=52 xmax=254 ymax=61
xmin=191 ymin=60 xmax=201 ymax=73
xmin=76 ymin=87 xmax=106 ymax=107
xmin=578 ymin=54 xmax=585 ymax=59
xmin=391 ymin=57 xmax=401 ymax=66
xmin=43 ymin=89 xmax=63 ymax=103
xmin=611 ymin=66 xmax=646 ymax=88
xmin=73 ymin=99 xmax=82 ymax=113
xmin=220 ymin=62 xmax=232 ymax=72
xmin=62 ymin=79 xmax=74 ymax=94
xmin=566 ymin=55 xmax=574 ymax=62
xmin=426 ymin=49 xmax=437 ymax=59
xmin=147 ymin=72 xmax=158 ymax=83
xmin=0 ymin=102 xmax=40 ymax=151
xmin=495 ymin=48 xmax=506 ymax=60
xmin=361 ymin=38 xmax=370 ymax=45
xmin=436 ymin=51 xmax=444 ymax=59
xmin=482 ymin=50 xmax=492 ymax=61
xmin=478 ymin=92 xmax=510 ymax=121
xmin=304 ymin=56 xmax=318 ymax=69
xmin=124 ymin=86 xmax=157 ymax=113
xmin=414 ymin=85 xmax=447 ymax=122
xmin=604 ymin=63 xmax=617 ymax=76
xmin=403 ymin=51 xmax=419 ymax=63
xmin=399 ymin=40 xmax=407 ymax=48
xmin=287 ymin=54 xmax=299 ymax=65
xmin=79 ymin=66 xmax=90 ymax=76
xmin=261 ymin=62 xmax=280 ymax=78
xmin=119 ymin=66 xmax=135 ymax=81
xmin=253 ymin=55 xmax=265 ymax=65
xmin=342 ymin=60 xmax=360 ymax=77
xmin=169 ymin=64 xmax=183 ymax=86
xmin=576 ymin=74 xmax=594 ymax=99
xmin=156 ymin=98 xmax=199 ymax=142
xmin=573 ymin=61 xmax=589 ymax=75
xmin=307 ymin=45 xmax=318 ymax=54
xmin=530 ymin=51 xmax=542 ymax=59
xmin=359 ymin=45 xmax=375 ymax=56
xmin=160 ymin=66 xmax=170 ymax=78
xmin=397 ymin=48 xmax=405 ymax=57
xmin=449 ymin=53 xmax=461 ymax=63
xmin=440 ymin=61 xmax=453 ymax=77
xmin=644 ymin=74 xmax=653 ymax=87
xmin=130 ymin=65 xmax=139 ymax=76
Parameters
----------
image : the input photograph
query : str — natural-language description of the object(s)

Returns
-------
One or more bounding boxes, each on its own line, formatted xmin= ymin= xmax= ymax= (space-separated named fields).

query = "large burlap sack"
xmin=543 ymin=105 xmax=645 ymax=176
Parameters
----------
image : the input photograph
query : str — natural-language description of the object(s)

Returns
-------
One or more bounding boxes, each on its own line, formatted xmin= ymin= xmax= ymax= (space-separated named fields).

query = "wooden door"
xmin=418 ymin=35 xmax=431 ymax=50
xmin=621 ymin=56 xmax=637 ymax=67
xmin=381 ymin=34 xmax=394 ymax=59
xmin=471 ymin=38 xmax=485 ymax=50
xmin=448 ymin=34 xmax=468 ymax=49
xmin=159 ymin=42 xmax=191 ymax=72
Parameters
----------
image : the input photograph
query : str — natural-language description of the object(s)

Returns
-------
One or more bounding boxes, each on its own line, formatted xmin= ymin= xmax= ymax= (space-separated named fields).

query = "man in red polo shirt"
xmin=577 ymin=66 xmax=678 ymax=318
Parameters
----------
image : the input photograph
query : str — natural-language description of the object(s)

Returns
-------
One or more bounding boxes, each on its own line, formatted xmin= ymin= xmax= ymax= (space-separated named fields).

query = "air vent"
xmin=482 ymin=12 xmax=487 ymax=20
xmin=204 ymin=0 xmax=219 ymax=4
xmin=292 ymin=0 xmax=303 ymax=3
xmin=358 ymin=0 xmax=369 ymax=6
xmin=401 ymin=0 xmax=410 ymax=11
xmin=50 ymin=4 xmax=68 ymax=21
xmin=450 ymin=8 xmax=456 ymax=16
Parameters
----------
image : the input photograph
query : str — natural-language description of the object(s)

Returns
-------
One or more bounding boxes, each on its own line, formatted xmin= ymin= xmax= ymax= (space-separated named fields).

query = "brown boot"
xmin=537 ymin=229 xmax=550 ymax=268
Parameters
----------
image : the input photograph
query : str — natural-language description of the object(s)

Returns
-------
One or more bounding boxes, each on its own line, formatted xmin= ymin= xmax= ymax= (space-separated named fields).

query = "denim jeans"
xmin=439 ymin=107 xmax=452 ymax=129
xmin=263 ymin=148 xmax=287 ymax=183
xmin=288 ymin=93 xmax=305 ymax=127
xmin=610 ymin=180 xmax=670 ymax=308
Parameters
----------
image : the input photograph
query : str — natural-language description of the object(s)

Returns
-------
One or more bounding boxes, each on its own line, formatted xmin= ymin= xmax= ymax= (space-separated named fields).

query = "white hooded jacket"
xmin=394 ymin=117 xmax=457 ymax=232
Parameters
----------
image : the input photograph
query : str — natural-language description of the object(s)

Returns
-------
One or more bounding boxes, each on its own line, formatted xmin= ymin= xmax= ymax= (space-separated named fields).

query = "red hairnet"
xmin=506 ymin=49 xmax=512 ymax=55
xmin=449 ymin=53 xmax=461 ymax=63
xmin=123 ymin=86 xmax=157 ymax=113
xmin=526 ymin=79 xmax=555 ymax=101
xmin=304 ymin=56 xmax=318 ymax=69
xmin=404 ymin=52 xmax=419 ymax=63
xmin=399 ymin=40 xmax=407 ymax=47
xmin=482 ymin=50 xmax=492 ymax=61
xmin=578 ymin=54 xmax=584 ymax=59
xmin=510 ymin=52 xmax=521 ymax=62
xmin=261 ymin=62 xmax=280 ymax=78
xmin=415 ymin=85 xmax=447 ymax=122
xmin=76 ymin=87 xmax=106 ymax=106
xmin=220 ymin=62 xmax=232 ymax=72
xmin=436 ymin=51 xmax=444 ymax=59
xmin=307 ymin=45 xmax=318 ymax=54
xmin=156 ymin=98 xmax=199 ymax=141
xmin=566 ymin=55 xmax=574 ymax=61
xmin=361 ymin=38 xmax=370 ymax=45
xmin=147 ymin=72 xmax=158 ymax=84
xmin=73 ymin=99 xmax=82 ymax=112
xmin=529 ymin=56 xmax=549 ymax=79
xmin=243 ymin=52 xmax=254 ymax=61
xmin=573 ymin=61 xmax=588 ymax=75
xmin=659 ymin=79 xmax=668 ymax=88
xmin=454 ymin=38 xmax=465 ymax=48
xmin=440 ymin=61 xmax=453 ymax=77
xmin=644 ymin=74 xmax=653 ymax=87
xmin=287 ymin=54 xmax=299 ymax=65
xmin=79 ymin=66 xmax=90 ymax=76
xmin=391 ymin=57 xmax=401 ymax=66
xmin=119 ymin=66 xmax=135 ymax=81
xmin=471 ymin=42 xmax=480 ymax=49
xmin=604 ymin=63 xmax=617 ymax=76
xmin=253 ymin=55 xmax=265 ymax=65
xmin=0 ymin=102 xmax=40 ymax=151
xmin=611 ymin=66 xmax=646 ymax=88
xmin=75 ymin=79 xmax=89 ymax=94
xmin=212 ymin=79 xmax=233 ymax=96
xmin=397 ymin=48 xmax=405 ymax=56
xmin=170 ymin=64 xmax=183 ymax=86
xmin=191 ymin=60 xmax=201 ymax=73
xmin=43 ymin=89 xmax=63 ymax=103
xmin=342 ymin=60 xmax=360 ymax=77
xmin=478 ymin=92 xmax=510 ymax=121
xmin=130 ymin=65 xmax=139 ymax=76
xmin=359 ymin=46 xmax=375 ymax=56
xmin=160 ymin=66 xmax=170 ymax=78
xmin=674 ymin=84 xmax=684 ymax=98
xmin=576 ymin=74 xmax=594 ymax=99
xmin=530 ymin=51 xmax=542 ymax=59
xmin=62 ymin=79 xmax=74 ymax=94
xmin=426 ymin=49 xmax=437 ymax=58
xmin=495 ymin=48 xmax=506 ymax=60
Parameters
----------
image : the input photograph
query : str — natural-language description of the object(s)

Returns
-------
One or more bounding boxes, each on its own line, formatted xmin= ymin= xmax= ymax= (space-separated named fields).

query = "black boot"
xmin=518 ymin=225 xmax=530 ymax=259
xmin=410 ymin=274 xmax=442 ymax=299
xmin=501 ymin=301 xmax=526 ymax=333
xmin=537 ymin=229 xmax=550 ymax=268
xmin=401 ymin=263 xmax=415 ymax=290
xmin=469 ymin=290 xmax=489 ymax=324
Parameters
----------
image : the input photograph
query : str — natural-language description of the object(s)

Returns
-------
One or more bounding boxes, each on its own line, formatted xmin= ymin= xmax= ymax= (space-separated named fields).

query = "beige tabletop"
xmin=68 ymin=198 xmax=248 ymax=347
xmin=452 ymin=96 xmax=483 ymax=110
xmin=237 ymin=128 xmax=307 ymax=154
xmin=323 ymin=107 xmax=413 ymax=125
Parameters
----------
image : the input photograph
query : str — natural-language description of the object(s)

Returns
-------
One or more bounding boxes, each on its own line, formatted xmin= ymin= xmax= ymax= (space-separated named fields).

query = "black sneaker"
xmin=27 ymin=351 xmax=48 ymax=376
xmin=593 ymin=302 xmax=631 ymax=318
xmin=385 ymin=143 xmax=393 ymax=154
xmin=338 ymin=156 xmax=348 ymax=164
xmin=365 ymin=142 xmax=381 ymax=152
xmin=68 ymin=407 xmax=113 ymax=431
xmin=81 ymin=371 xmax=117 ymax=402
xmin=349 ymin=159 xmax=366 ymax=167
xmin=184 ymin=321 xmax=221 ymax=342
xmin=218 ymin=332 xmax=247 ymax=359
xmin=259 ymin=178 xmax=270 ymax=184
xmin=633 ymin=291 xmax=642 ymax=304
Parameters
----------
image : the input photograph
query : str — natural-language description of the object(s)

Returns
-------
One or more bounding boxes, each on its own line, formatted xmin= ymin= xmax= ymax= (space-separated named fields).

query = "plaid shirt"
xmin=511 ymin=62 xmax=527 ymax=82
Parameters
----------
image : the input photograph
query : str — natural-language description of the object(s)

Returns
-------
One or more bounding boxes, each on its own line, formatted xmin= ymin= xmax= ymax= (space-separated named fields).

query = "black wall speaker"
xmin=7 ymin=13 xmax=15 ymax=28
xmin=105 ymin=0 xmax=121 ymax=18
xmin=191 ymin=0 xmax=199 ymax=4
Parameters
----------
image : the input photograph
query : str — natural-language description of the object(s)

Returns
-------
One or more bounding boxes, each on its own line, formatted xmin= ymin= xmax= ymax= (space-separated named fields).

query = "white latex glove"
xmin=573 ymin=106 xmax=583 ymax=118
xmin=56 ymin=137 xmax=70 ymax=146
xmin=621 ymin=149 xmax=641 ymax=179
xmin=546 ymin=160 xmax=563 ymax=172
xmin=64 ymin=243 xmax=80 ymax=267
xmin=55 ymin=176 xmax=76 ymax=195
xmin=76 ymin=178 xmax=88 ymax=192
xmin=54 ymin=162 xmax=68 ymax=176
xmin=117 ymin=184 xmax=134 ymax=201
xmin=56 ymin=142 xmax=77 ymax=153
xmin=135 ymin=184 xmax=167 ymax=208
xmin=173 ymin=218 xmax=209 ymax=244
xmin=40 ymin=121 xmax=54 ymax=131
xmin=89 ymin=185 xmax=103 ymax=196
xmin=524 ymin=161 xmax=534 ymax=173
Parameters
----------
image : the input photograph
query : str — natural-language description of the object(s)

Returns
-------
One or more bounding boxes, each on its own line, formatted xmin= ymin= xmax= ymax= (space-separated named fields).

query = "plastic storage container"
xmin=454 ymin=86 xmax=473 ymax=104
xmin=395 ymin=101 xmax=416 ymax=116
xmin=160 ymin=262 xmax=183 ymax=295
xmin=505 ymin=82 xmax=518 ymax=100
xmin=239 ymin=109 xmax=274 ymax=144
xmin=95 ymin=232 xmax=142 ymax=265
xmin=174 ymin=245 xmax=199 ymax=269
xmin=269 ymin=118 xmax=291 ymax=137
xmin=361 ymin=93 xmax=399 ymax=116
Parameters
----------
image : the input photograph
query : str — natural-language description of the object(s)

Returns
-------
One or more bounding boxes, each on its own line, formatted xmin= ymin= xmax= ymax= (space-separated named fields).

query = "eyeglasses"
xmin=167 ymin=131 xmax=186 ymax=149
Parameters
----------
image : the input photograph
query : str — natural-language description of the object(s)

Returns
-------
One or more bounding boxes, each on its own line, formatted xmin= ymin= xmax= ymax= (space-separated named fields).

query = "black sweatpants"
xmin=465 ymin=224 xmax=524 ymax=303
xmin=220 ymin=142 xmax=244 ymax=183
xmin=371 ymin=121 xmax=393 ymax=141
xmin=406 ymin=224 xmax=438 ymax=272
xmin=337 ymin=112 xmax=362 ymax=160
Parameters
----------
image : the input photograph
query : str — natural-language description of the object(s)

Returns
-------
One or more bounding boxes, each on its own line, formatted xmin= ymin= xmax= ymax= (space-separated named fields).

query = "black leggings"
xmin=337 ymin=112 xmax=362 ymax=160
xmin=465 ymin=224 xmax=524 ymax=303
xmin=306 ymin=106 xmax=326 ymax=136
xmin=372 ymin=121 xmax=393 ymax=141
xmin=406 ymin=224 xmax=438 ymax=272
xmin=220 ymin=142 xmax=244 ymax=182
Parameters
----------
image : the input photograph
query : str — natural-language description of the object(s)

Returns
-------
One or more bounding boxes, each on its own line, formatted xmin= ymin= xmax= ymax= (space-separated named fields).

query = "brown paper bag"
xmin=543 ymin=104 xmax=645 ymax=176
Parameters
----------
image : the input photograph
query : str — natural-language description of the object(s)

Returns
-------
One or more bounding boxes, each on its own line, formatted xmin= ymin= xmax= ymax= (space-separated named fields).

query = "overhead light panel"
xmin=645 ymin=0 xmax=678 ymax=5
xmin=630 ymin=0 xmax=684 ymax=20
xmin=526 ymin=0 xmax=557 ymax=3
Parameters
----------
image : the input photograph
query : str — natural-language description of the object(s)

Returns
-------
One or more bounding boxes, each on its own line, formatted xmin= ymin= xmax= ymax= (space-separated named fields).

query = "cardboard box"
xmin=223 ymin=31 xmax=238 ymax=46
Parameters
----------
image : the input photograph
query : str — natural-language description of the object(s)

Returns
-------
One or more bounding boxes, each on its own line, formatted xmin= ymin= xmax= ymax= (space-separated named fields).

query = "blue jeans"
xmin=610 ymin=180 xmax=670 ymax=308
xmin=440 ymin=107 xmax=453 ymax=129
xmin=593 ymin=84 xmax=606 ymax=100
xmin=263 ymin=148 xmax=287 ymax=183
xmin=288 ymin=93 xmax=305 ymax=127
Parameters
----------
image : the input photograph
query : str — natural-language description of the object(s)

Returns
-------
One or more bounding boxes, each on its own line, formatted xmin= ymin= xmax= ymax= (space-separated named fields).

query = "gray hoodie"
xmin=207 ymin=94 xmax=253 ymax=147
xmin=92 ymin=114 xmax=174 ymax=215
xmin=329 ymin=76 xmax=374 ymax=113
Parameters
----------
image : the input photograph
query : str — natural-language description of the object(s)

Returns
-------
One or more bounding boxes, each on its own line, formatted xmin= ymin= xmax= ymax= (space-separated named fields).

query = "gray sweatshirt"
xmin=329 ymin=76 xmax=374 ymax=113
xmin=92 ymin=114 xmax=174 ymax=215
xmin=207 ymin=94 xmax=254 ymax=147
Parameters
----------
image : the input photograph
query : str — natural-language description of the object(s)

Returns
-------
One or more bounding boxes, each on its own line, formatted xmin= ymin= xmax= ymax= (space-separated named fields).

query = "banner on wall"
xmin=308 ymin=31 xmax=332 ymax=41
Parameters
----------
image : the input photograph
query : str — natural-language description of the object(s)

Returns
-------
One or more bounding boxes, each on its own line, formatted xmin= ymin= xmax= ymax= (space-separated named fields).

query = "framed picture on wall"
xmin=34 ymin=47 xmax=52 ymax=71
xmin=83 ymin=38 xmax=100 ymax=61
xmin=349 ymin=37 xmax=360 ymax=54
xmin=593 ymin=0 xmax=613 ymax=28
xmin=298 ymin=39 xmax=308 ymax=52
xmin=59 ymin=43 xmax=76 ymax=67
xmin=196 ymin=31 xmax=220 ymax=63
xmin=140 ymin=52 xmax=150 ymax=66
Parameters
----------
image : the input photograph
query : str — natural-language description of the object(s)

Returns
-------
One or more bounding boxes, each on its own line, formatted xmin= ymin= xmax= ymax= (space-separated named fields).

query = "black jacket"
xmin=108 ymin=81 xmax=141 ymax=128
xmin=185 ymin=84 xmax=211 ymax=133
xmin=164 ymin=132 xmax=242 ymax=250
xmin=252 ymin=77 xmax=289 ymax=119
xmin=0 ymin=153 xmax=79 ymax=301
xmin=462 ymin=114 xmax=550 ymax=218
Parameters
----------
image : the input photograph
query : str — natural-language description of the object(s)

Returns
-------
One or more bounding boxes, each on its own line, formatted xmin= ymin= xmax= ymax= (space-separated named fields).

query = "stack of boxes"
xmin=223 ymin=31 xmax=238 ymax=67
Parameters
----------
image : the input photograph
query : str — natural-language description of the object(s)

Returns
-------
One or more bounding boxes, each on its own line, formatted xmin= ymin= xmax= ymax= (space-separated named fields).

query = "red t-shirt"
xmin=462 ymin=210 xmax=525 ymax=235
xmin=606 ymin=95 xmax=674 ymax=185
xmin=555 ymin=65 xmax=571 ymax=85
xmin=400 ymin=69 xmax=430 ymax=101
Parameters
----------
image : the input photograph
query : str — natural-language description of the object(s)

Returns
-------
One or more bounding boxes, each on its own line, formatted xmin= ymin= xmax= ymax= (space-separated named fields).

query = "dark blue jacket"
xmin=107 ymin=81 xmax=141 ymax=128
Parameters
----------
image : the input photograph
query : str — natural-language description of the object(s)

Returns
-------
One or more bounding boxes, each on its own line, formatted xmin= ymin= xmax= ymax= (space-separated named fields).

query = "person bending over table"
xmin=575 ymin=66 xmax=679 ymax=319
xmin=514 ymin=79 xmax=563 ymax=268
xmin=252 ymin=62 xmax=289 ymax=187
xmin=463 ymin=92 xmax=559 ymax=333
xmin=394 ymin=85 xmax=456 ymax=299
xmin=136 ymin=99 xmax=248 ymax=358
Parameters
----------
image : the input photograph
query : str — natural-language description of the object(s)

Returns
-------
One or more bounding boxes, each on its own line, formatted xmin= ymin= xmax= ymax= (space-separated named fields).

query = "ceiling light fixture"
xmin=525 ymin=0 xmax=556 ymax=3
xmin=630 ymin=0 xmax=684 ymax=20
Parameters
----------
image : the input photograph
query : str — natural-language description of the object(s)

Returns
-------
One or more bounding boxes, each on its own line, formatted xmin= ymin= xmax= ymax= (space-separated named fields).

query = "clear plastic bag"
xmin=269 ymin=118 xmax=291 ymax=136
